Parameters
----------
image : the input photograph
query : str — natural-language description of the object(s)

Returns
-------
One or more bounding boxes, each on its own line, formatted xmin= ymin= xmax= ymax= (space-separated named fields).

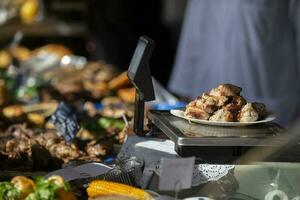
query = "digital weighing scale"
xmin=148 ymin=110 xmax=295 ymax=163
xmin=128 ymin=36 xmax=298 ymax=164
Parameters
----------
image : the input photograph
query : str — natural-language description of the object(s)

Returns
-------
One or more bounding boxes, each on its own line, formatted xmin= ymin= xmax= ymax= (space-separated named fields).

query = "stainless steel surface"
xmin=148 ymin=110 xmax=287 ymax=147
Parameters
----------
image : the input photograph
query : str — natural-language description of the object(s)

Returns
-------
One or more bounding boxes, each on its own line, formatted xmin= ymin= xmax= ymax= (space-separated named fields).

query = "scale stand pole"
xmin=134 ymin=92 xmax=145 ymax=136
xmin=127 ymin=35 xmax=155 ymax=137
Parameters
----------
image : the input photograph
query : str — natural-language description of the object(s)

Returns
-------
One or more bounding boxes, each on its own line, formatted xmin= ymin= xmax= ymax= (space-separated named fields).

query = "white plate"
xmin=170 ymin=109 xmax=276 ymax=127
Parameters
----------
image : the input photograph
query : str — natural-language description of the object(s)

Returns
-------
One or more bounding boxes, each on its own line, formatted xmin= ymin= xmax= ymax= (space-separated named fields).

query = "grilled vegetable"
xmin=87 ymin=180 xmax=152 ymax=200
xmin=46 ymin=175 xmax=65 ymax=188
xmin=11 ymin=176 xmax=35 ymax=199
xmin=27 ymin=113 xmax=45 ymax=126
xmin=2 ymin=105 xmax=24 ymax=119
xmin=56 ymin=188 xmax=77 ymax=200
xmin=25 ymin=176 xmax=77 ymax=200
xmin=0 ymin=175 xmax=76 ymax=200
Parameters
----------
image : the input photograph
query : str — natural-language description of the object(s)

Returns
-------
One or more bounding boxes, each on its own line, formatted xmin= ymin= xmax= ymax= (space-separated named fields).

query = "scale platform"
xmin=148 ymin=110 xmax=297 ymax=163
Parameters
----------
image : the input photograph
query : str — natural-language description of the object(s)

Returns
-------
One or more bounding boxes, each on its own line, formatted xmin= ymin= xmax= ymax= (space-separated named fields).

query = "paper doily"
xmin=117 ymin=136 xmax=235 ymax=187
xmin=146 ymin=160 xmax=234 ymax=186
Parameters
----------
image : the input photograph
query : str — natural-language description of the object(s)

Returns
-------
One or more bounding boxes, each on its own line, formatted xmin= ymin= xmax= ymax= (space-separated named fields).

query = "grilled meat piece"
xmin=195 ymin=93 xmax=217 ymax=114
xmin=209 ymin=84 xmax=242 ymax=97
xmin=184 ymin=105 xmax=210 ymax=120
xmin=35 ymin=132 xmax=84 ymax=163
xmin=209 ymin=107 xmax=234 ymax=122
xmin=4 ymin=139 xmax=27 ymax=159
xmin=3 ymin=138 xmax=37 ymax=160
xmin=1 ymin=125 xmax=36 ymax=159
xmin=35 ymin=132 xmax=61 ymax=149
xmin=252 ymin=102 xmax=267 ymax=119
xmin=6 ymin=124 xmax=35 ymax=140
xmin=200 ymin=93 xmax=229 ymax=107
xmin=48 ymin=142 xmax=84 ymax=163
xmin=86 ymin=141 xmax=106 ymax=157
xmin=224 ymin=103 xmax=241 ymax=120
xmin=186 ymin=92 xmax=229 ymax=120
xmin=231 ymin=96 xmax=246 ymax=109
xmin=237 ymin=103 xmax=259 ymax=122
xmin=184 ymin=94 xmax=216 ymax=119
xmin=213 ymin=95 xmax=229 ymax=107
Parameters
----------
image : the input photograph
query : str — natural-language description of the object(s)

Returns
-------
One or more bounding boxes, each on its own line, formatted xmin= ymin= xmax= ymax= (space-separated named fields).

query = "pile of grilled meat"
xmin=0 ymin=124 xmax=113 ymax=172
xmin=185 ymin=84 xmax=266 ymax=122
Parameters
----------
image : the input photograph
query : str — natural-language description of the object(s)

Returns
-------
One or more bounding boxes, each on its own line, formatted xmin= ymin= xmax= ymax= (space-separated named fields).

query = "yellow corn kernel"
xmin=87 ymin=180 xmax=152 ymax=200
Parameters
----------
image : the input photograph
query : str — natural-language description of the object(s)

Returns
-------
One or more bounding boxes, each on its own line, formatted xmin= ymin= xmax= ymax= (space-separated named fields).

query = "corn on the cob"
xmin=87 ymin=180 xmax=152 ymax=200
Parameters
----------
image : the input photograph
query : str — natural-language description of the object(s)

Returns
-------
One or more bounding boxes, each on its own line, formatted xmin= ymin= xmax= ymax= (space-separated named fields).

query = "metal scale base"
xmin=148 ymin=110 xmax=299 ymax=164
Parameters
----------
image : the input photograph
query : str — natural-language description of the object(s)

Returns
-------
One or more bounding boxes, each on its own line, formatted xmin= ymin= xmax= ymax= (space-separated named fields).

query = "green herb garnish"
xmin=98 ymin=117 xmax=125 ymax=131
xmin=0 ymin=182 xmax=20 ymax=200
xmin=24 ymin=177 xmax=59 ymax=200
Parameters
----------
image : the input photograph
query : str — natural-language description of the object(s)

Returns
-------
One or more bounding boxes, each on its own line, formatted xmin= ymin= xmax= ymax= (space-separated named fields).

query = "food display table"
xmin=1 ymin=33 xmax=300 ymax=199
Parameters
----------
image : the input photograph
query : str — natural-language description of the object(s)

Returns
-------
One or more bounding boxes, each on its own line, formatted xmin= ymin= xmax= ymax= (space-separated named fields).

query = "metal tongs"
xmin=69 ymin=158 xmax=144 ymax=190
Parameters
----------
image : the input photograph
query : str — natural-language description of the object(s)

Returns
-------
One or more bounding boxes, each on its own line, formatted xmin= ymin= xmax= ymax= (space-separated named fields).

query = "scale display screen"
xmin=128 ymin=39 xmax=147 ymax=81
xmin=127 ymin=36 xmax=155 ymax=101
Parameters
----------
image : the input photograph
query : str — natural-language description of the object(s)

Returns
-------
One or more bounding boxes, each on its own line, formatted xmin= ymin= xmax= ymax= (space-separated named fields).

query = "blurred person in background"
xmin=168 ymin=0 xmax=300 ymax=126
